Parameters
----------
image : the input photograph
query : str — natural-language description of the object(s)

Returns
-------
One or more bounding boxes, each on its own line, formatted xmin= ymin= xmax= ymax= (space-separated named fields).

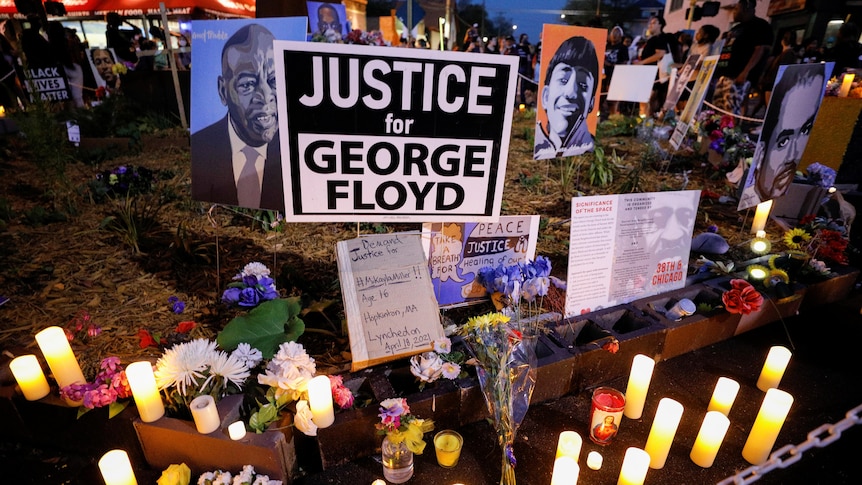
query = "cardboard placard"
xmin=337 ymin=233 xmax=444 ymax=371
xmin=607 ymin=65 xmax=658 ymax=103
xmin=421 ymin=215 xmax=540 ymax=307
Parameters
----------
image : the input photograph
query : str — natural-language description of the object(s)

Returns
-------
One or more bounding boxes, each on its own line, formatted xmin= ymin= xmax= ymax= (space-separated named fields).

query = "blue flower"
xmin=532 ymin=256 xmax=552 ymax=278
xmin=221 ymin=287 xmax=241 ymax=305
xmin=168 ymin=295 xmax=185 ymax=314
xmin=238 ymin=287 xmax=260 ymax=307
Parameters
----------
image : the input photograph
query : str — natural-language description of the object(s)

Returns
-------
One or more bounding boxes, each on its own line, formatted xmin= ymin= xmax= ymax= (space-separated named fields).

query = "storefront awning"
xmin=0 ymin=0 xmax=256 ymax=19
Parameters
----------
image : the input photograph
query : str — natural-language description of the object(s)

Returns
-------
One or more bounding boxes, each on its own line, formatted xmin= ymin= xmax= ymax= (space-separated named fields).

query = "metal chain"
xmin=717 ymin=403 xmax=862 ymax=485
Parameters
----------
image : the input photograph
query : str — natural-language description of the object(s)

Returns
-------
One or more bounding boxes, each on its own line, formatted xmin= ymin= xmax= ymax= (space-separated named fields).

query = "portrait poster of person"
xmin=190 ymin=18 xmax=307 ymax=211
xmin=307 ymin=1 xmax=348 ymax=37
xmin=738 ymin=62 xmax=833 ymax=210
xmin=534 ymin=25 xmax=606 ymax=160
xmin=592 ymin=415 xmax=619 ymax=443
xmin=662 ymin=54 xmax=700 ymax=114
xmin=87 ymin=47 xmax=121 ymax=91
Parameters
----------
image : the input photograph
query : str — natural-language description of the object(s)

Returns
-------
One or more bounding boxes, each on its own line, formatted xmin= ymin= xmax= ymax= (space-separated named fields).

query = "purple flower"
xmin=222 ymin=287 xmax=241 ymax=305
xmin=242 ymin=274 xmax=259 ymax=287
xmin=168 ymin=296 xmax=185 ymax=314
xmin=115 ymin=166 xmax=127 ymax=174
xmin=477 ymin=266 xmax=497 ymax=293
xmin=532 ymin=256 xmax=552 ymax=278
xmin=238 ymin=287 xmax=260 ymax=307
xmin=707 ymin=225 xmax=719 ymax=233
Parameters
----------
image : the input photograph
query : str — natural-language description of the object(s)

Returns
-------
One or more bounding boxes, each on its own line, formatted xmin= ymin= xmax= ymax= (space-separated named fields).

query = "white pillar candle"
xmin=228 ymin=420 xmax=247 ymax=440
xmin=617 ymin=447 xmax=651 ymax=485
xmin=371 ymin=480 xmax=386 ymax=485
xmin=586 ymin=451 xmax=603 ymax=470
xmin=707 ymin=377 xmax=740 ymax=416
xmin=643 ymin=398 xmax=684 ymax=469
xmin=756 ymin=346 xmax=792 ymax=391
xmin=690 ymin=411 xmax=731 ymax=468
xmin=9 ymin=354 xmax=50 ymax=401
xmin=742 ymin=388 xmax=794 ymax=464
xmin=839 ymin=73 xmax=855 ymax=97
xmin=307 ymin=375 xmax=335 ymax=428
xmin=98 ymin=449 xmax=137 ymax=485
xmin=125 ymin=361 xmax=165 ymax=423
xmin=551 ymin=456 xmax=580 ymax=485
xmin=555 ymin=431 xmax=582 ymax=461
xmin=624 ymin=354 xmax=655 ymax=420
xmin=35 ymin=326 xmax=85 ymax=389
xmin=190 ymin=394 xmax=221 ymax=434
xmin=750 ymin=200 xmax=773 ymax=234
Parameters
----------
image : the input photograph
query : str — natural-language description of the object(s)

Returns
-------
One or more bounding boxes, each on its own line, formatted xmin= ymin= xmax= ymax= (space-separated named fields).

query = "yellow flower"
xmin=765 ymin=269 xmax=789 ymax=287
xmin=112 ymin=63 xmax=128 ymax=75
xmin=157 ymin=463 xmax=190 ymax=485
xmin=783 ymin=228 xmax=811 ymax=249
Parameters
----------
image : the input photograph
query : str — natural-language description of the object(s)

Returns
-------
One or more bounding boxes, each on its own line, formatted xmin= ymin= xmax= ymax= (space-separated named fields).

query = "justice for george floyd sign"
xmin=273 ymin=41 xmax=519 ymax=222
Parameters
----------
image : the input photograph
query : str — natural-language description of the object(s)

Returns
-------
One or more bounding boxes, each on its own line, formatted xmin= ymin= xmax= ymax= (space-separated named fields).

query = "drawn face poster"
xmin=738 ymin=62 xmax=832 ymax=210
xmin=189 ymin=18 xmax=307 ymax=211
xmin=565 ymin=191 xmax=700 ymax=317
xmin=534 ymin=24 xmax=606 ymax=160
xmin=273 ymin=41 xmax=518 ymax=222
xmin=307 ymin=1 xmax=349 ymax=37
xmin=421 ymin=216 xmax=540 ymax=307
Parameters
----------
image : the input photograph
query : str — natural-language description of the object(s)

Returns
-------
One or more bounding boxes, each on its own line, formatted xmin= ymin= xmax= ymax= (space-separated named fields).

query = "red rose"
xmin=138 ymin=329 xmax=157 ymax=348
xmin=722 ymin=279 xmax=763 ymax=315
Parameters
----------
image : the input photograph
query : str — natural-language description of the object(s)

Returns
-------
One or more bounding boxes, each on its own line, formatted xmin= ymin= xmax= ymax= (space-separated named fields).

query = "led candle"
xmin=190 ymin=394 xmax=221 ymax=434
xmin=35 ymin=326 xmax=85 ymax=389
xmin=756 ymin=346 xmax=792 ymax=391
xmin=9 ymin=354 xmax=50 ymax=401
xmin=751 ymin=200 xmax=773 ymax=234
xmin=839 ymin=73 xmax=855 ymax=97
xmin=228 ymin=421 xmax=246 ymax=440
xmin=742 ymin=388 xmax=794 ymax=464
xmin=707 ymin=377 xmax=740 ymax=415
xmin=125 ymin=361 xmax=165 ymax=423
xmin=551 ymin=456 xmax=580 ymax=485
xmin=587 ymin=451 xmax=603 ymax=470
xmin=617 ymin=447 xmax=650 ymax=485
xmin=556 ymin=431 xmax=583 ymax=461
xmin=643 ymin=398 xmax=684 ymax=469
xmin=624 ymin=354 xmax=655 ymax=420
xmin=98 ymin=449 xmax=137 ymax=485
xmin=307 ymin=375 xmax=335 ymax=428
xmin=690 ymin=411 xmax=731 ymax=468
xmin=371 ymin=480 xmax=386 ymax=485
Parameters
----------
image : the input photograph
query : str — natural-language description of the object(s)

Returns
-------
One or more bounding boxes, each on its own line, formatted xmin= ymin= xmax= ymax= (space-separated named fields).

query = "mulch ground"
xmin=0 ymin=112 xmax=758 ymax=380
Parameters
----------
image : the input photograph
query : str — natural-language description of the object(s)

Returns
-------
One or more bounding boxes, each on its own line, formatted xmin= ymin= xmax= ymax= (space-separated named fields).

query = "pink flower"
xmin=328 ymin=375 xmax=354 ymax=409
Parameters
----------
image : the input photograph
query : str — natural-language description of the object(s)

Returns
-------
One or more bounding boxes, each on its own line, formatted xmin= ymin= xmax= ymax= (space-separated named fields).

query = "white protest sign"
xmin=273 ymin=41 xmax=519 ymax=221
xmin=607 ymin=65 xmax=658 ymax=103
xmin=565 ymin=191 xmax=700 ymax=317
xmin=337 ymin=233 xmax=445 ymax=371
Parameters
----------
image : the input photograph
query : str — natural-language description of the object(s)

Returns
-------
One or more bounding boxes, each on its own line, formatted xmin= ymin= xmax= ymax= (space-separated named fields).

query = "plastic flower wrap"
xmin=153 ymin=338 xmax=252 ymax=415
xmin=222 ymin=262 xmax=279 ymax=308
xmin=458 ymin=312 xmax=537 ymax=484
xmin=375 ymin=397 xmax=434 ymax=454
xmin=721 ymin=279 xmax=763 ymax=315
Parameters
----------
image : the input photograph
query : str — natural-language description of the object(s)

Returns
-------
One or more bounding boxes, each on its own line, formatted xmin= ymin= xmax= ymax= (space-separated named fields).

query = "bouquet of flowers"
xmin=249 ymin=341 xmax=353 ymax=436
xmin=721 ymin=279 xmax=764 ymax=315
xmin=153 ymin=338 xmax=255 ymax=417
xmin=409 ymin=337 xmax=465 ymax=390
xmin=60 ymin=356 xmax=132 ymax=418
xmin=222 ymin=262 xmax=279 ymax=308
xmin=376 ymin=397 xmax=434 ymax=454
xmin=784 ymin=215 xmax=850 ymax=265
xmin=694 ymin=110 xmax=756 ymax=164
xmin=458 ymin=312 xmax=536 ymax=485
xmin=477 ymin=256 xmax=562 ymax=333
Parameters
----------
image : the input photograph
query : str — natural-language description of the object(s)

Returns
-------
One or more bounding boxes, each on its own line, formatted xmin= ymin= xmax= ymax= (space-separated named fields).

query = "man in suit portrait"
xmin=191 ymin=23 xmax=284 ymax=211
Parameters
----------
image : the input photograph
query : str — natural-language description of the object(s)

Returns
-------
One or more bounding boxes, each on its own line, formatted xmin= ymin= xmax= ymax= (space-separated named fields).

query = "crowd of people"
xmin=0 ymin=11 xmax=190 ymax=111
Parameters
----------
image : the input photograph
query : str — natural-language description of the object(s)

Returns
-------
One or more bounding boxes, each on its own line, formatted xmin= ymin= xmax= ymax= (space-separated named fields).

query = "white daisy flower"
xmin=154 ymin=338 xmax=217 ymax=395
xmin=442 ymin=362 xmax=461 ymax=380
xmin=433 ymin=337 xmax=452 ymax=354
xmin=197 ymin=472 xmax=215 ymax=485
xmin=239 ymin=262 xmax=270 ymax=279
xmin=232 ymin=465 xmax=254 ymax=484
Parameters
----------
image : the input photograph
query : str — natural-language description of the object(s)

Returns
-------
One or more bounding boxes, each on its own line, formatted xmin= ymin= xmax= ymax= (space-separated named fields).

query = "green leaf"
xmin=108 ymin=400 xmax=130 ymax=419
xmin=249 ymin=402 xmax=280 ymax=433
xmin=76 ymin=406 xmax=91 ymax=419
xmin=217 ymin=297 xmax=305 ymax=358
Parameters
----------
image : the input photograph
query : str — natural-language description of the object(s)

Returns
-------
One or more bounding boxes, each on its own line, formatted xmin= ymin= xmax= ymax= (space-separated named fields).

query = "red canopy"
xmin=0 ymin=0 xmax=255 ymax=18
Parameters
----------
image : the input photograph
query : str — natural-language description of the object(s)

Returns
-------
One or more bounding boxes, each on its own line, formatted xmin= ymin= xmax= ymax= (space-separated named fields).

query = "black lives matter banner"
xmin=273 ymin=41 xmax=518 ymax=222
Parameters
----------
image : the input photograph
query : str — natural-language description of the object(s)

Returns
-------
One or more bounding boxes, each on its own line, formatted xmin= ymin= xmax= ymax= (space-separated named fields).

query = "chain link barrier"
xmin=717 ymin=402 xmax=862 ymax=484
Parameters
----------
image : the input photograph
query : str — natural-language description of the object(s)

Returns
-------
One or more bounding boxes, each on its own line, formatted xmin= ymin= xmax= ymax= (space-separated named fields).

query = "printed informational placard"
xmin=738 ymin=63 xmax=832 ymax=210
xmin=337 ymin=233 xmax=445 ymax=371
xmin=273 ymin=41 xmax=518 ymax=221
xmin=670 ymin=56 xmax=719 ymax=150
xmin=565 ymin=191 xmax=700 ymax=317
xmin=421 ymin=216 xmax=540 ymax=307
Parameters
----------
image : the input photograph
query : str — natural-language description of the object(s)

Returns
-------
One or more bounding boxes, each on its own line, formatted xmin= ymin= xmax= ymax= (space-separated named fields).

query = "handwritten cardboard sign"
xmin=337 ymin=233 xmax=444 ymax=371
